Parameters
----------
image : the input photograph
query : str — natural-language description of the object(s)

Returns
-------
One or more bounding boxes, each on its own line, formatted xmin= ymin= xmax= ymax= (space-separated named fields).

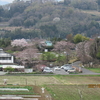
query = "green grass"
xmin=86 ymin=68 xmax=100 ymax=73
xmin=44 ymin=84 xmax=100 ymax=100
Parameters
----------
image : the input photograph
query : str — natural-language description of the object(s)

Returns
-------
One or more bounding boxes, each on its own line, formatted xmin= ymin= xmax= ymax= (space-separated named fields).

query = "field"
xmin=0 ymin=85 xmax=34 ymax=95
xmin=0 ymin=75 xmax=100 ymax=100
xmin=45 ymin=84 xmax=100 ymax=100
xmin=86 ymin=68 xmax=100 ymax=73
xmin=0 ymin=75 xmax=100 ymax=85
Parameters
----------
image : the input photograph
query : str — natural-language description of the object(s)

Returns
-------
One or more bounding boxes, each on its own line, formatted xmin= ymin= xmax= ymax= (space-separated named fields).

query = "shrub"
xmin=96 ymin=52 xmax=100 ymax=59
xmin=4 ymin=67 xmax=15 ymax=72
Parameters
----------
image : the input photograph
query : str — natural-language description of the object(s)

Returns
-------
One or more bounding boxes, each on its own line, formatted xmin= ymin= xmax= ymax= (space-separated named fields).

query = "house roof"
xmin=0 ymin=53 xmax=11 ymax=57
xmin=45 ymin=41 xmax=52 ymax=46
xmin=0 ymin=48 xmax=12 ymax=57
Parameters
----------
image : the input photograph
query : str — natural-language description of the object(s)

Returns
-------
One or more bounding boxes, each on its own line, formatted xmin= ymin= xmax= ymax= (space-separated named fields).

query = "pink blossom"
xmin=11 ymin=39 xmax=28 ymax=47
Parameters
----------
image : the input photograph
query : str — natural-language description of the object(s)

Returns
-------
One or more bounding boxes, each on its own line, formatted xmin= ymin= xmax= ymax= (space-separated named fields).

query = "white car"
xmin=67 ymin=68 xmax=76 ymax=73
xmin=43 ymin=67 xmax=53 ymax=73
xmin=61 ymin=64 xmax=71 ymax=69
xmin=61 ymin=64 xmax=72 ymax=71
xmin=54 ymin=66 xmax=61 ymax=71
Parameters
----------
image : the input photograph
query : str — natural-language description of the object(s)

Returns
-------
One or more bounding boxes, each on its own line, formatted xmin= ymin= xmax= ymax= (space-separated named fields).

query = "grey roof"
xmin=0 ymin=53 xmax=11 ymax=57
xmin=0 ymin=49 xmax=12 ymax=57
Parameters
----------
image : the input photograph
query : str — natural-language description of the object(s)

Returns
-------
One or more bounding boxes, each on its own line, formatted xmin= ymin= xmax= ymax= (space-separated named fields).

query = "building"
xmin=0 ymin=48 xmax=14 ymax=64
xmin=0 ymin=48 xmax=25 ymax=71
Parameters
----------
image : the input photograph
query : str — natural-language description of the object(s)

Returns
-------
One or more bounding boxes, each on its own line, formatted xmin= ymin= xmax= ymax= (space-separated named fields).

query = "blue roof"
xmin=45 ymin=41 xmax=52 ymax=46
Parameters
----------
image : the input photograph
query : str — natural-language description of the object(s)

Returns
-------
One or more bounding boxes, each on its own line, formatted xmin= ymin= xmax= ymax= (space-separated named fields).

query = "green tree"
xmin=97 ymin=0 xmax=100 ymax=5
xmin=96 ymin=51 xmax=100 ymax=59
xmin=64 ymin=0 xmax=71 ymax=5
xmin=0 ymin=6 xmax=4 ymax=17
xmin=56 ymin=55 xmax=66 ymax=65
xmin=0 ymin=38 xmax=11 ymax=47
xmin=97 ymin=0 xmax=100 ymax=11
xmin=41 ymin=52 xmax=56 ymax=62
xmin=73 ymin=34 xmax=89 ymax=43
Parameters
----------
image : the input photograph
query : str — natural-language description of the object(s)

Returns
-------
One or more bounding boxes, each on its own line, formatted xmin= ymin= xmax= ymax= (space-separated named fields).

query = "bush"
xmin=96 ymin=52 xmax=100 ymax=59
xmin=4 ymin=67 xmax=15 ymax=72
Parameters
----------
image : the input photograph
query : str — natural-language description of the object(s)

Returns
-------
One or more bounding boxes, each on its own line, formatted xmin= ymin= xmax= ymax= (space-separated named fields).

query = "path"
xmin=0 ymin=71 xmax=6 ymax=75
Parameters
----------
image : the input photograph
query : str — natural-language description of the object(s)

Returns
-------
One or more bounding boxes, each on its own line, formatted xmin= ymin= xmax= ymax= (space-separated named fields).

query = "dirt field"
xmin=0 ymin=75 xmax=100 ymax=85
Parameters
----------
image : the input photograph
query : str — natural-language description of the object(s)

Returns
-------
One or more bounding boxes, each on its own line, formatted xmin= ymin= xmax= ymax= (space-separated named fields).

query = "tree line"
xmin=0 ymin=0 xmax=100 ymax=39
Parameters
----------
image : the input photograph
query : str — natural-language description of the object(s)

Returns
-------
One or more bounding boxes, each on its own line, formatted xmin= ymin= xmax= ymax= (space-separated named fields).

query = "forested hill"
xmin=0 ymin=0 xmax=100 ymax=39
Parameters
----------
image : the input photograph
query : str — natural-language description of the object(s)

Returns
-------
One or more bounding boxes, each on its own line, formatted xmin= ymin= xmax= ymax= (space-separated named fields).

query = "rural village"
xmin=0 ymin=0 xmax=100 ymax=100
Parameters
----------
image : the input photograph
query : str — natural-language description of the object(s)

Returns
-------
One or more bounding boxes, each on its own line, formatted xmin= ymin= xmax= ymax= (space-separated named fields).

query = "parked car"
xmin=61 ymin=64 xmax=70 ymax=69
xmin=73 ymin=66 xmax=82 ymax=73
xmin=61 ymin=64 xmax=72 ymax=71
xmin=64 ymin=66 xmax=72 ymax=71
xmin=54 ymin=66 xmax=61 ymax=71
xmin=67 ymin=68 xmax=76 ymax=73
xmin=43 ymin=67 xmax=53 ymax=73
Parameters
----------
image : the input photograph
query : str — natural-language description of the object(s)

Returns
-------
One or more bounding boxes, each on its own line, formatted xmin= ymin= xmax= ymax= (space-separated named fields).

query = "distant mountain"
xmin=0 ymin=1 xmax=9 ymax=5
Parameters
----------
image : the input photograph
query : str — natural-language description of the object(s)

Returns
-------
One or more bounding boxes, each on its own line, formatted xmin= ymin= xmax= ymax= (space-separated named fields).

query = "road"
xmin=72 ymin=61 xmax=99 ymax=75
xmin=0 ymin=61 xmax=100 ymax=75
xmin=0 ymin=71 xmax=7 ymax=75
xmin=52 ymin=61 xmax=100 ymax=75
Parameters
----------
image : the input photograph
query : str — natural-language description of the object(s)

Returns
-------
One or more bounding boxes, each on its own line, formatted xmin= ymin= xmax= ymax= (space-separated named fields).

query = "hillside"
xmin=0 ymin=0 xmax=100 ymax=39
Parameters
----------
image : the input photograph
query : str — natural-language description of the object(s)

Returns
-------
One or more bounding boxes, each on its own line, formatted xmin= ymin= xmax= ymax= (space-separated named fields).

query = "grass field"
xmin=44 ymin=84 xmax=100 ymax=100
xmin=86 ymin=68 xmax=100 ymax=73
xmin=44 ymin=75 xmax=100 ymax=100
xmin=0 ymin=75 xmax=100 ymax=85
xmin=0 ymin=75 xmax=100 ymax=100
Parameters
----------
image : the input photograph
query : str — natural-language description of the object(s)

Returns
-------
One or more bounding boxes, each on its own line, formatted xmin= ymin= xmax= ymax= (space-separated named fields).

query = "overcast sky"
xmin=1 ymin=0 xmax=14 ymax=3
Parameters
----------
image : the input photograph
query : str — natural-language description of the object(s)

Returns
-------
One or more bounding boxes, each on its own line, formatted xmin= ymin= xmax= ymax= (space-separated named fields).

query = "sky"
xmin=0 ymin=0 xmax=14 ymax=3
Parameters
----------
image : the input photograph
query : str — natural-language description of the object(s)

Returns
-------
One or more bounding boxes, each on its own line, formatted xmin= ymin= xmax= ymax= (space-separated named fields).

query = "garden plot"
xmin=0 ymin=85 xmax=34 ymax=95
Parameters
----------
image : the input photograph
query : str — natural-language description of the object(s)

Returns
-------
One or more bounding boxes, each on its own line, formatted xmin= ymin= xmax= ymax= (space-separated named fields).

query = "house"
xmin=0 ymin=48 xmax=14 ymax=64
xmin=45 ymin=41 xmax=53 ymax=46
xmin=37 ymin=40 xmax=53 ymax=51
xmin=0 ymin=48 xmax=25 ymax=71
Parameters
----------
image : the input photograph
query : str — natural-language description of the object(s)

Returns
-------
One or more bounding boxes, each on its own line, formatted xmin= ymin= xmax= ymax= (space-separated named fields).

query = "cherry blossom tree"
xmin=52 ymin=41 xmax=75 ymax=53
xmin=14 ymin=48 xmax=40 ymax=67
xmin=76 ymin=41 xmax=93 ymax=64
xmin=11 ymin=38 xmax=28 ymax=48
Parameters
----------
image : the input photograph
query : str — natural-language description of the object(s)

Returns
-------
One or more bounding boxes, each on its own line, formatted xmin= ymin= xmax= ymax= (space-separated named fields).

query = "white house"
xmin=0 ymin=48 xmax=25 ymax=71
xmin=0 ymin=48 xmax=14 ymax=64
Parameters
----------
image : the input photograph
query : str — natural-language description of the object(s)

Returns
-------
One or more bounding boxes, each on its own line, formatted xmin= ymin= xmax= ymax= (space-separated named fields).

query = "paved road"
xmin=51 ymin=68 xmax=69 ymax=75
xmin=0 ymin=61 xmax=100 ymax=75
xmin=52 ymin=61 xmax=100 ymax=75
xmin=0 ymin=71 xmax=7 ymax=75
xmin=71 ymin=61 xmax=99 ymax=75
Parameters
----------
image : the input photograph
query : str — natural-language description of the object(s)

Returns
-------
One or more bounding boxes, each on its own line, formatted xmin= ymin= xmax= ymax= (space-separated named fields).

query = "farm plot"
xmin=45 ymin=85 xmax=100 ymax=100
xmin=0 ymin=85 xmax=35 ymax=95
xmin=54 ymin=75 xmax=100 ymax=84
xmin=0 ymin=76 xmax=62 ymax=85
